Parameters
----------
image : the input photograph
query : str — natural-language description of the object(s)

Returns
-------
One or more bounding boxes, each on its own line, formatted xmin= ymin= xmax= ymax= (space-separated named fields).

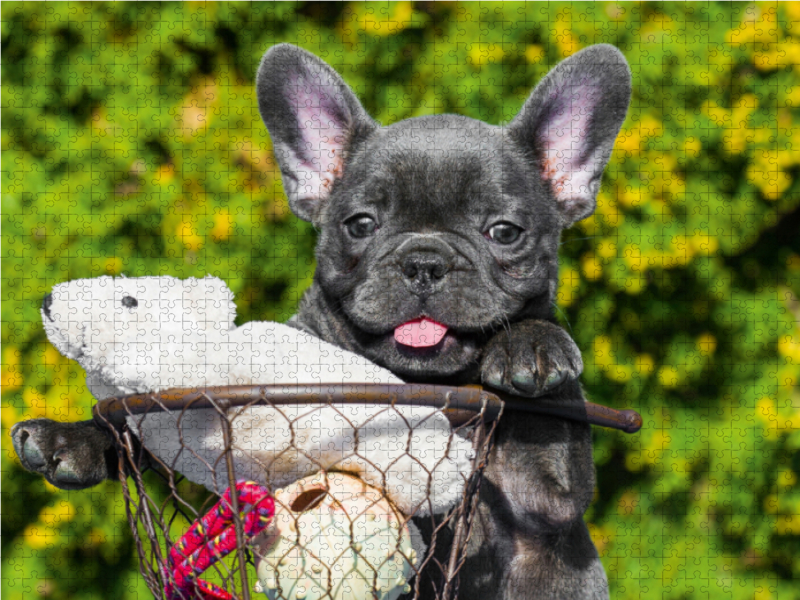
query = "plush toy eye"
xmin=345 ymin=215 xmax=378 ymax=238
xmin=121 ymin=296 xmax=138 ymax=308
xmin=485 ymin=222 xmax=523 ymax=244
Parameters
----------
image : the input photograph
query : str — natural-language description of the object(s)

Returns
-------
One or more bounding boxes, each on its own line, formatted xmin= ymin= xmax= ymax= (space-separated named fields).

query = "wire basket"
xmin=92 ymin=384 xmax=641 ymax=600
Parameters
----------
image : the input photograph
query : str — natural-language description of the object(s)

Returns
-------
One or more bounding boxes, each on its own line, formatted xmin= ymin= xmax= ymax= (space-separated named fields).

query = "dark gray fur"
xmin=11 ymin=43 xmax=630 ymax=600
xmin=257 ymin=44 xmax=630 ymax=599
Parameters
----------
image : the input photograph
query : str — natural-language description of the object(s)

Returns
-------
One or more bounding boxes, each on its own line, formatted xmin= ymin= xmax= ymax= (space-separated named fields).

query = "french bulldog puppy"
xmin=255 ymin=44 xmax=630 ymax=600
xmin=11 ymin=43 xmax=630 ymax=600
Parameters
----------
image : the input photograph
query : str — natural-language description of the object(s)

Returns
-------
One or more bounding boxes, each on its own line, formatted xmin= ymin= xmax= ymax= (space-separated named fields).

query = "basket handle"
xmin=93 ymin=383 xmax=642 ymax=433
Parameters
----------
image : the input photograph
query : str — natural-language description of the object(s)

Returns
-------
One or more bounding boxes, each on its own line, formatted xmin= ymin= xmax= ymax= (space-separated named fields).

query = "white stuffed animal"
xmin=42 ymin=275 xmax=473 ymax=515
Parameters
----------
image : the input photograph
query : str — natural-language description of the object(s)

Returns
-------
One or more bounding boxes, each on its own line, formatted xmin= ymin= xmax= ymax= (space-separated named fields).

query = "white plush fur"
xmin=43 ymin=275 xmax=473 ymax=515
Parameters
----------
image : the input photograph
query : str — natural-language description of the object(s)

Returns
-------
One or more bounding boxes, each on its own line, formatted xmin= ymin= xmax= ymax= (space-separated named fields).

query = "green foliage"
xmin=2 ymin=2 xmax=800 ymax=599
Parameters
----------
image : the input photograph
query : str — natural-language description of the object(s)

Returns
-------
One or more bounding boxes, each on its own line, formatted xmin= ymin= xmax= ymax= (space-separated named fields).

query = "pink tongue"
xmin=394 ymin=318 xmax=448 ymax=348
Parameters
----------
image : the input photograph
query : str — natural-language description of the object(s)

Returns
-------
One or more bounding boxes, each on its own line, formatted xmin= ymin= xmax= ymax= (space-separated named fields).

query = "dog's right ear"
xmin=256 ymin=44 xmax=377 ymax=222
xmin=508 ymin=45 xmax=631 ymax=227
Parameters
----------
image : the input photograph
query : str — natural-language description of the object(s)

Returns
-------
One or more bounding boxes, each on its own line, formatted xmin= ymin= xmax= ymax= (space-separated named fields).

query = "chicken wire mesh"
xmin=93 ymin=384 xmax=504 ymax=600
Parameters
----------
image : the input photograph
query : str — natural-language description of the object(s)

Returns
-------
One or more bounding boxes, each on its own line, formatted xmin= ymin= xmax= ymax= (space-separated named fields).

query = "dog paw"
xmin=10 ymin=419 xmax=113 ymax=490
xmin=481 ymin=321 xmax=583 ymax=398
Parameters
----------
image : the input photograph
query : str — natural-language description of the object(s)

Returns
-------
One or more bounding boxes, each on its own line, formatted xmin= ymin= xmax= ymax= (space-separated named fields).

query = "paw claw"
xmin=481 ymin=321 xmax=582 ymax=398
xmin=481 ymin=352 xmax=507 ymax=390
xmin=510 ymin=370 xmax=540 ymax=395
xmin=544 ymin=368 xmax=567 ymax=390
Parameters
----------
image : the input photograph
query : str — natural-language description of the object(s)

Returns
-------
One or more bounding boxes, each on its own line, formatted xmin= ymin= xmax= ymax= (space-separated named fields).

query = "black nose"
xmin=42 ymin=294 xmax=53 ymax=321
xmin=401 ymin=252 xmax=449 ymax=294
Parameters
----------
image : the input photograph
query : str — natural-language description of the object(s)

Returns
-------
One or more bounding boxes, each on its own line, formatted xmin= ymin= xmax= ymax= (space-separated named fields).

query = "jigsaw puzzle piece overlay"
xmin=29 ymin=275 xmax=473 ymax=516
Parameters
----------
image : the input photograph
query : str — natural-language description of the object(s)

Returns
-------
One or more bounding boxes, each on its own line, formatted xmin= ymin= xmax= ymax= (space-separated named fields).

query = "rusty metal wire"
xmin=93 ymin=384 xmax=640 ymax=600
xmin=93 ymin=384 xmax=505 ymax=600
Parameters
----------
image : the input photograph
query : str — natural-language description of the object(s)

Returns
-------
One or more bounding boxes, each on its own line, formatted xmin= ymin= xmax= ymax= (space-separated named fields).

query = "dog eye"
xmin=121 ymin=296 xmax=138 ymax=308
xmin=486 ymin=222 xmax=522 ymax=244
xmin=345 ymin=215 xmax=378 ymax=238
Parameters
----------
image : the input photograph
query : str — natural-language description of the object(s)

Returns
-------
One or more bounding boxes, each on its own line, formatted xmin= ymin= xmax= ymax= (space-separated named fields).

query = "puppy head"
xmin=257 ymin=44 xmax=630 ymax=380
xmin=42 ymin=275 xmax=236 ymax=392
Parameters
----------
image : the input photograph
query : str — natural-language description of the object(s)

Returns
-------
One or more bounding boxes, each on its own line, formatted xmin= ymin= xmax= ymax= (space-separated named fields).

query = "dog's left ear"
xmin=509 ymin=45 xmax=631 ymax=226
xmin=256 ymin=44 xmax=377 ymax=222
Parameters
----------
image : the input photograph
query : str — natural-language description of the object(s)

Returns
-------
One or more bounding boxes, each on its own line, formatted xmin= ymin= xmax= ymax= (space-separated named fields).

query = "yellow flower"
xmin=468 ymin=43 xmax=505 ymax=68
xmin=587 ymin=522 xmax=613 ymax=555
xmin=616 ymin=129 xmax=641 ymax=155
xmin=153 ymin=164 xmax=174 ymax=185
xmin=755 ymin=583 xmax=774 ymax=600
xmin=44 ymin=345 xmax=62 ymax=367
xmin=763 ymin=493 xmax=778 ymax=514
xmin=702 ymin=100 xmax=729 ymax=128
xmin=39 ymin=501 xmax=76 ymax=527
xmin=1 ymin=404 xmax=19 ymax=432
xmin=777 ymin=469 xmax=797 ymax=489
xmin=211 ymin=211 xmax=232 ymax=242
xmin=361 ymin=2 xmax=413 ymax=36
xmin=776 ymin=514 xmax=800 ymax=536
xmin=177 ymin=220 xmax=204 ymax=251
xmin=657 ymin=366 xmax=679 ymax=388
xmin=557 ymin=266 xmax=580 ymax=308
xmin=723 ymin=127 xmax=749 ymax=155
xmin=22 ymin=387 xmax=47 ymax=419
xmin=105 ymin=257 xmax=122 ymax=274
xmin=622 ymin=245 xmax=643 ymax=272
xmin=1 ymin=346 xmax=23 ymax=392
xmin=777 ymin=366 xmax=798 ymax=394
xmin=625 ymin=450 xmax=643 ymax=472
xmin=778 ymin=334 xmax=800 ymax=363
xmin=592 ymin=336 xmax=613 ymax=370
xmin=747 ymin=148 xmax=793 ymax=200
xmin=697 ymin=333 xmax=717 ymax=357
xmin=597 ymin=239 xmax=617 ymax=259
xmin=756 ymin=396 xmax=779 ymax=439
xmin=624 ymin=276 xmax=645 ymax=295
xmin=636 ymin=354 xmax=654 ymax=376
xmin=727 ymin=6 xmax=777 ymax=45
xmin=552 ymin=9 xmax=580 ymax=57
xmin=786 ymin=3 xmax=800 ymax=21
xmin=524 ymin=45 xmax=544 ymax=64
xmin=23 ymin=523 xmax=53 ymax=550
xmin=607 ymin=364 xmax=632 ymax=383
xmin=581 ymin=253 xmax=602 ymax=281
xmin=639 ymin=116 xmax=663 ymax=138
xmin=669 ymin=234 xmax=694 ymax=267
xmin=690 ymin=233 xmax=718 ymax=256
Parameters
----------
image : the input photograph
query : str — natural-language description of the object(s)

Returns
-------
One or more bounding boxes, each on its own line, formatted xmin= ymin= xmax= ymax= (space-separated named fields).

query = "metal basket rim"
xmin=92 ymin=383 xmax=642 ymax=433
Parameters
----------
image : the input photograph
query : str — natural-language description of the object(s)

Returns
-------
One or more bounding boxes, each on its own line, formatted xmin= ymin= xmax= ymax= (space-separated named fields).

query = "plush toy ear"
xmin=508 ymin=44 xmax=631 ymax=226
xmin=182 ymin=276 xmax=237 ymax=332
xmin=42 ymin=278 xmax=103 ymax=361
xmin=256 ymin=44 xmax=377 ymax=222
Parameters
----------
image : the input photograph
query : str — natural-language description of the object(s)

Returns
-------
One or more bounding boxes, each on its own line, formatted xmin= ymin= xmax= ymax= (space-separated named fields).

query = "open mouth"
xmin=378 ymin=315 xmax=482 ymax=378
xmin=394 ymin=317 xmax=448 ymax=349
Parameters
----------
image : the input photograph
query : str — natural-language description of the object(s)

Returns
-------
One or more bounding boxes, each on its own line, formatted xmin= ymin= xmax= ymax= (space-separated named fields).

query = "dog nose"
xmin=401 ymin=252 xmax=449 ymax=292
xmin=42 ymin=294 xmax=53 ymax=321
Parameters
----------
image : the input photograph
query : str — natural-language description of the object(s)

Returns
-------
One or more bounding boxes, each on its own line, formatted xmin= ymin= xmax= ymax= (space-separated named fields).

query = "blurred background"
xmin=2 ymin=2 xmax=799 ymax=598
